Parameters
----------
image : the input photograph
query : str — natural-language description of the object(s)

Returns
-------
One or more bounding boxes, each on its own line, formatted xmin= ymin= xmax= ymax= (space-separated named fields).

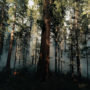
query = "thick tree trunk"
xmin=6 ymin=5 xmax=16 ymax=72
xmin=37 ymin=0 xmax=51 ymax=80
xmin=37 ymin=26 xmax=46 ymax=79
xmin=6 ymin=29 xmax=14 ymax=71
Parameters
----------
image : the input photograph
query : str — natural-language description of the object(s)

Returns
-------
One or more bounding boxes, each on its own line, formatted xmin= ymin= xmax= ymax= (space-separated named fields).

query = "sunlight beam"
xmin=28 ymin=0 xmax=34 ymax=8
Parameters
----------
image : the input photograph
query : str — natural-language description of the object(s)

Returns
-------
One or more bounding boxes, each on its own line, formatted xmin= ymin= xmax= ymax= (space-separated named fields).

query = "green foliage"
xmin=0 ymin=0 xmax=9 ymax=28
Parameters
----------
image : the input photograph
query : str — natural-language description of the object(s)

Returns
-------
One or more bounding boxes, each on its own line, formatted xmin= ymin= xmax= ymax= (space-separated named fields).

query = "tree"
xmin=6 ymin=2 xmax=16 ymax=72
xmin=37 ymin=0 xmax=51 ymax=80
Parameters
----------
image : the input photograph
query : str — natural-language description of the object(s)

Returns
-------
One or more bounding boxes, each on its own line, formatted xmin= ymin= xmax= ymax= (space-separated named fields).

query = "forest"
xmin=0 ymin=0 xmax=90 ymax=90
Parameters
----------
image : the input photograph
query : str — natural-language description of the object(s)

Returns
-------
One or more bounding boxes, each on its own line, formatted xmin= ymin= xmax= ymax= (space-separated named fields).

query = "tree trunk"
xmin=64 ymin=35 xmax=66 ymax=52
xmin=84 ymin=31 xmax=88 ymax=79
xmin=37 ymin=0 xmax=51 ymax=80
xmin=14 ymin=42 xmax=17 ymax=71
xmin=55 ymin=39 xmax=58 ymax=72
xmin=55 ymin=29 xmax=58 ymax=72
xmin=74 ymin=1 xmax=81 ymax=77
xmin=6 ymin=5 xmax=16 ymax=72
xmin=70 ymin=32 xmax=74 ymax=77
xmin=6 ymin=28 xmax=14 ymax=72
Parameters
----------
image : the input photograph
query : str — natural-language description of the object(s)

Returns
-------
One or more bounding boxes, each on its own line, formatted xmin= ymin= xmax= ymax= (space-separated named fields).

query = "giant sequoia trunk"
xmin=6 ymin=24 xmax=15 ymax=72
xmin=37 ymin=0 xmax=50 ymax=80
xmin=6 ymin=5 xmax=16 ymax=72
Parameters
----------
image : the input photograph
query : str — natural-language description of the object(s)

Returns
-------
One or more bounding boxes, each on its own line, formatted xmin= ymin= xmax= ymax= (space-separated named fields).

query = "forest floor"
xmin=0 ymin=70 xmax=90 ymax=90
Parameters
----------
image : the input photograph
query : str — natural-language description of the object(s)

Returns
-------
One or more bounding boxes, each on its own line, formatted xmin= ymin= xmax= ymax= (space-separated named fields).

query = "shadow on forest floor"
xmin=0 ymin=69 xmax=90 ymax=90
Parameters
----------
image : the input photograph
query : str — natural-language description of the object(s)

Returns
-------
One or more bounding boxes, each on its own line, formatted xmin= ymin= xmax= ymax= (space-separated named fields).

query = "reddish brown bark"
xmin=6 ymin=5 xmax=16 ymax=72
xmin=37 ymin=0 xmax=51 ymax=80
